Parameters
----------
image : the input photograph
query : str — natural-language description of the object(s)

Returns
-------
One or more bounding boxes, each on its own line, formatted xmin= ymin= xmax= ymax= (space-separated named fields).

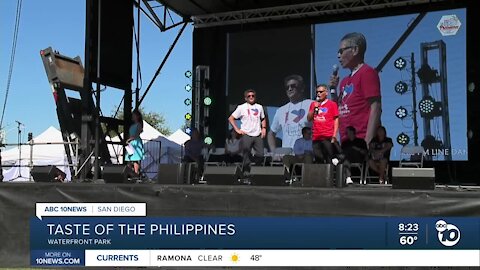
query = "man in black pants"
xmin=228 ymin=89 xmax=267 ymax=171
xmin=307 ymin=84 xmax=339 ymax=163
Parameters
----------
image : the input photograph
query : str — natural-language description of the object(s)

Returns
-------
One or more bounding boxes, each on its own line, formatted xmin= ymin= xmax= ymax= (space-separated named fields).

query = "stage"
xmin=1 ymin=181 xmax=479 ymax=266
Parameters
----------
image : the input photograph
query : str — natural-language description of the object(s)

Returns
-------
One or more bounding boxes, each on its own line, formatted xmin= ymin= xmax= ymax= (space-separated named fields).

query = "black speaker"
xmin=87 ymin=0 xmax=133 ymax=90
xmin=157 ymin=164 xmax=184 ymax=184
xmin=31 ymin=166 xmax=67 ymax=182
xmin=250 ymin=166 xmax=287 ymax=186
xmin=301 ymin=164 xmax=334 ymax=187
xmin=204 ymin=166 xmax=241 ymax=185
xmin=392 ymin=168 xmax=435 ymax=190
xmin=102 ymin=165 xmax=137 ymax=183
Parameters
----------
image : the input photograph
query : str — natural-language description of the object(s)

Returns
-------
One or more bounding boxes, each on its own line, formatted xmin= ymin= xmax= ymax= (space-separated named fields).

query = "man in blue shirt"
xmin=283 ymin=127 xmax=314 ymax=172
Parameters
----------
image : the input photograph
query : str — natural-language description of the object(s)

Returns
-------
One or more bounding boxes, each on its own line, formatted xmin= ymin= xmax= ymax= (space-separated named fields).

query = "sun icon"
xmin=231 ymin=253 xmax=239 ymax=263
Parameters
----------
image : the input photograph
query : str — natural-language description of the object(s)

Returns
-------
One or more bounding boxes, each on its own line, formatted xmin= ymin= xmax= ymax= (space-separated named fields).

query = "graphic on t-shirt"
xmin=319 ymin=107 xmax=328 ymax=113
xmin=342 ymin=83 xmax=354 ymax=101
xmin=291 ymin=109 xmax=306 ymax=123
xmin=251 ymin=108 xmax=259 ymax=116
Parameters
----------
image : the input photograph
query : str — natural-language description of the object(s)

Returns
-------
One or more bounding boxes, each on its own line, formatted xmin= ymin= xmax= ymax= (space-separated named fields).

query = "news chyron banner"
xmin=31 ymin=203 xmax=480 ymax=267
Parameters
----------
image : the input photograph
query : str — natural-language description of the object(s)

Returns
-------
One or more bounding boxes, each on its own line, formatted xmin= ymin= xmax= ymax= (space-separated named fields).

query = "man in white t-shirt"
xmin=228 ymin=89 xmax=267 ymax=170
xmin=267 ymin=74 xmax=313 ymax=151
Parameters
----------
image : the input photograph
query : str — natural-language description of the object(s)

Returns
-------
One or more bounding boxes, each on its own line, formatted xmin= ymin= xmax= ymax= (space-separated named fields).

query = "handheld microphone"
xmin=314 ymin=97 xmax=320 ymax=114
xmin=330 ymin=64 xmax=339 ymax=102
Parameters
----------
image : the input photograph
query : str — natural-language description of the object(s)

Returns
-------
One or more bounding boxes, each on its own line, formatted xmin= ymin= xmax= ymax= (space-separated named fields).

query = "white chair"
xmin=399 ymin=145 xmax=425 ymax=168
xmin=365 ymin=161 xmax=389 ymax=184
xmin=350 ymin=162 xmax=365 ymax=184
xmin=205 ymin=147 xmax=226 ymax=166
xmin=270 ymin=147 xmax=293 ymax=166
xmin=291 ymin=163 xmax=303 ymax=182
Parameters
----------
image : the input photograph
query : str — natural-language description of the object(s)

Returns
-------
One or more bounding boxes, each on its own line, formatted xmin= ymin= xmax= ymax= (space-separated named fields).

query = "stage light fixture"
xmin=185 ymin=84 xmax=192 ymax=92
xmin=419 ymin=97 xmax=434 ymax=114
xmin=184 ymin=98 xmax=192 ymax=106
xmin=184 ymin=113 xmax=192 ymax=121
xmin=395 ymin=106 xmax=408 ymax=119
xmin=418 ymin=96 xmax=442 ymax=118
xmin=394 ymin=81 xmax=408 ymax=95
xmin=394 ymin=57 xmax=407 ymax=70
xmin=203 ymin=96 xmax=212 ymax=106
xmin=204 ymin=136 xmax=213 ymax=145
xmin=185 ymin=127 xmax=192 ymax=134
xmin=185 ymin=70 xmax=192 ymax=78
xmin=417 ymin=64 xmax=439 ymax=84
xmin=397 ymin=133 xmax=410 ymax=146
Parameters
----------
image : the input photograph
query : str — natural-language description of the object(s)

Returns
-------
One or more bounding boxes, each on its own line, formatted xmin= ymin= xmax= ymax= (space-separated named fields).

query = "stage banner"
xmin=30 ymin=205 xmax=480 ymax=267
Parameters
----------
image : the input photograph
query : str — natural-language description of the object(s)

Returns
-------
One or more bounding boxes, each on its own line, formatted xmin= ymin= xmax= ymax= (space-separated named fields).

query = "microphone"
xmin=330 ymin=64 xmax=339 ymax=102
xmin=314 ymin=97 xmax=320 ymax=114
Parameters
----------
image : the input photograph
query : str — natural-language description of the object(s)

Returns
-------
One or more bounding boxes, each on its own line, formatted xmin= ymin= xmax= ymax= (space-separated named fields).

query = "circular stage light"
xmin=395 ymin=106 xmax=408 ymax=119
xmin=185 ymin=70 xmax=192 ymax=78
xmin=397 ymin=133 xmax=410 ymax=146
xmin=185 ymin=127 xmax=192 ymax=134
xmin=184 ymin=98 xmax=192 ymax=106
xmin=184 ymin=113 xmax=192 ymax=121
xmin=395 ymin=81 xmax=408 ymax=95
xmin=394 ymin=57 xmax=407 ymax=70
xmin=204 ymin=136 xmax=213 ymax=145
xmin=419 ymin=96 xmax=435 ymax=117
xmin=185 ymin=84 xmax=192 ymax=92
xmin=203 ymin=96 xmax=212 ymax=106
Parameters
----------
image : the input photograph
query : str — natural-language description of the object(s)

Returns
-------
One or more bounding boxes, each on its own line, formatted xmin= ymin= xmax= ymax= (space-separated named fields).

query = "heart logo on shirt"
xmin=291 ymin=109 xmax=306 ymax=123
xmin=251 ymin=108 xmax=259 ymax=116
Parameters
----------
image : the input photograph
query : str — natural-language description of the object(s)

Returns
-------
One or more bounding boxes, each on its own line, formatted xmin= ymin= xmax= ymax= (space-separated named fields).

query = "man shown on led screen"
xmin=330 ymin=32 xmax=381 ymax=145
xmin=267 ymin=74 xmax=313 ymax=151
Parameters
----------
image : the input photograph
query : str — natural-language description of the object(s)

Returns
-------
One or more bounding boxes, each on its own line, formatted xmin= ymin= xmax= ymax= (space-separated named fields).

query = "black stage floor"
xmin=1 ymin=182 xmax=480 ymax=266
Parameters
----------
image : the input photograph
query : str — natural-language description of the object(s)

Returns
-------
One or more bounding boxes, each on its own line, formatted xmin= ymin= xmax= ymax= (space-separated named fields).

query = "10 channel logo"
xmin=435 ymin=220 xmax=461 ymax=247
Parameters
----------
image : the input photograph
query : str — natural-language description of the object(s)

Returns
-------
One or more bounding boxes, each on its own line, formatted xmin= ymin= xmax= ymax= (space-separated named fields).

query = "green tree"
xmin=112 ymin=106 xmax=172 ymax=136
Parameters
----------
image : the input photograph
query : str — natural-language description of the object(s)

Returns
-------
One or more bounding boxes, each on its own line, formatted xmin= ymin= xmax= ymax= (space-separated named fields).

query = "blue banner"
xmin=30 ymin=217 xmax=480 ymax=250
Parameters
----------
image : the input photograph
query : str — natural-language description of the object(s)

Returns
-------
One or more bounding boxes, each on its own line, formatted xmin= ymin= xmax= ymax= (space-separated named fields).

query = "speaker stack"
xmin=392 ymin=167 xmax=435 ymax=190
xmin=157 ymin=164 xmax=185 ymax=184
xmin=31 ymin=166 xmax=67 ymax=182
xmin=203 ymin=166 xmax=241 ymax=185
xmin=250 ymin=166 xmax=288 ymax=186
xmin=301 ymin=164 xmax=334 ymax=187
xmin=102 ymin=165 xmax=137 ymax=183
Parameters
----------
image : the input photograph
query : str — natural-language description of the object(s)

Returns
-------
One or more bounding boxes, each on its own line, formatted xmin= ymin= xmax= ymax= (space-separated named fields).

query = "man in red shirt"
xmin=330 ymin=32 xmax=381 ymax=145
xmin=307 ymin=84 xmax=339 ymax=163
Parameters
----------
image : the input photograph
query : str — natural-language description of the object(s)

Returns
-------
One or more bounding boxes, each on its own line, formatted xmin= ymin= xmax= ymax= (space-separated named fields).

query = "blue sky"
xmin=315 ymin=8 xmax=467 ymax=160
xmin=0 ymin=0 xmax=192 ymax=146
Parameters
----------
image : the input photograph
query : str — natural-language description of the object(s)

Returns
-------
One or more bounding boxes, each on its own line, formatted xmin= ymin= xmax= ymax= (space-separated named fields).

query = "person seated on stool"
xmin=183 ymin=129 xmax=206 ymax=183
xmin=283 ymin=127 xmax=314 ymax=173
xmin=341 ymin=126 xmax=368 ymax=184
xmin=368 ymin=126 xmax=393 ymax=184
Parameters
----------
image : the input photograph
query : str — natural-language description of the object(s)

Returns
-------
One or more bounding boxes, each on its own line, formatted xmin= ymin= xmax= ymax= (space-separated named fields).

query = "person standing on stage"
xmin=228 ymin=89 xmax=267 ymax=170
xmin=267 ymin=74 xmax=313 ymax=151
xmin=307 ymin=84 xmax=339 ymax=163
xmin=329 ymin=32 xmax=381 ymax=145
xmin=125 ymin=109 xmax=145 ymax=175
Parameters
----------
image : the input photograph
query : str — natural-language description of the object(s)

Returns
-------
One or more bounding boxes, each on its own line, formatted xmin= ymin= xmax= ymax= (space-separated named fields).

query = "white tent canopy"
xmin=106 ymin=121 xmax=183 ymax=179
xmin=1 ymin=126 xmax=74 ymax=182
xmin=1 ymin=123 xmax=185 ymax=182
xmin=168 ymin=129 xmax=190 ymax=145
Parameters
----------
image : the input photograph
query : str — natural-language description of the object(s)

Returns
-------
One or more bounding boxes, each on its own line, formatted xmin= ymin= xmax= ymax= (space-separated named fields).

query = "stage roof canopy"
xmin=157 ymin=0 xmax=451 ymax=28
